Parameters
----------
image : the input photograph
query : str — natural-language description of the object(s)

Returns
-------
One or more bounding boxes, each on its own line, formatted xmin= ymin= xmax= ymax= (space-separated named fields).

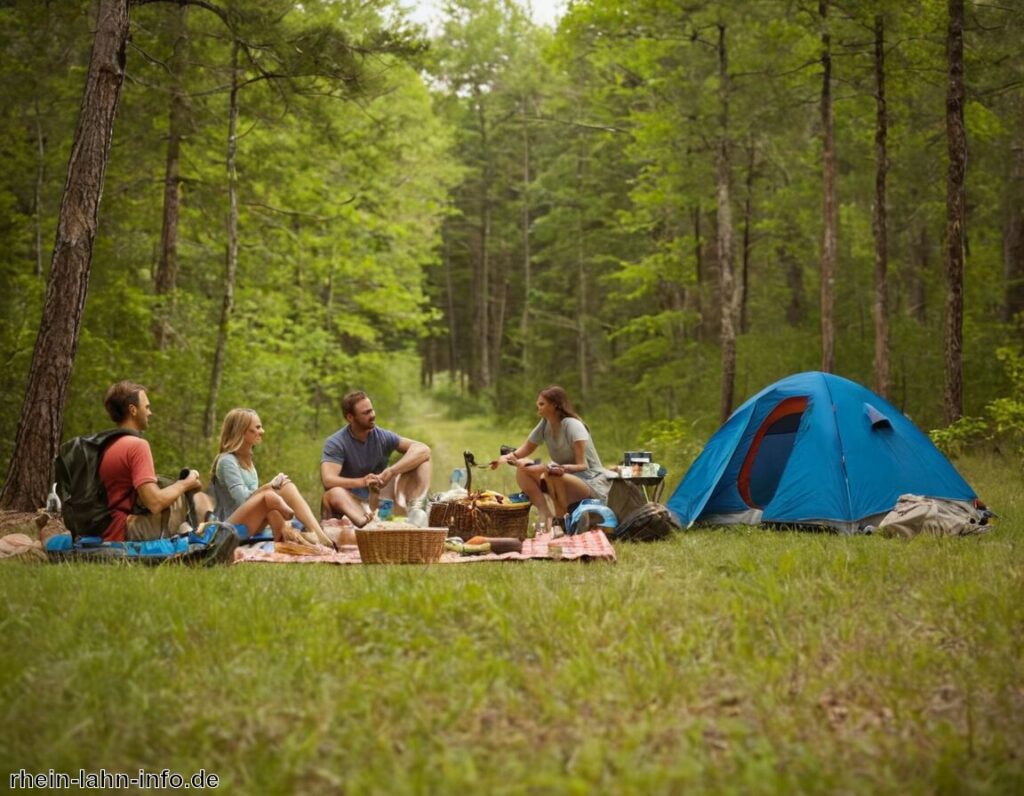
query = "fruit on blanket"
xmin=467 ymin=535 xmax=489 ymax=545
xmin=461 ymin=490 xmax=507 ymax=506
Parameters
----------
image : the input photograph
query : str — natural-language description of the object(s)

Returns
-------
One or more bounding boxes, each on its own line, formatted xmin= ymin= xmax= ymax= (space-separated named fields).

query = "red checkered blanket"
xmin=233 ymin=530 xmax=616 ymax=565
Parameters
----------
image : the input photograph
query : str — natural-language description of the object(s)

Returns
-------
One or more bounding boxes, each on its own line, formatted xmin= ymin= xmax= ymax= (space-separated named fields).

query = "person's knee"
xmin=262 ymin=491 xmax=289 ymax=513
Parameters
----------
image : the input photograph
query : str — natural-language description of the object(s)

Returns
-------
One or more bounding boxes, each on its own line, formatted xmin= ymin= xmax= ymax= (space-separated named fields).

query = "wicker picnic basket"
xmin=355 ymin=527 xmax=447 ymax=564
xmin=433 ymin=499 xmax=531 ymax=541
xmin=428 ymin=501 xmax=454 ymax=529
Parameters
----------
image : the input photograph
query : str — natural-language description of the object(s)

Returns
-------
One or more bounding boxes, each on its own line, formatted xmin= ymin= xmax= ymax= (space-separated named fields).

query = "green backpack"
xmin=54 ymin=428 xmax=140 ymax=537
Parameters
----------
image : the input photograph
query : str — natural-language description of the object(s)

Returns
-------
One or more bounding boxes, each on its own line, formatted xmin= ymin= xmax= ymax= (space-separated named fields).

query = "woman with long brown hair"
xmin=211 ymin=408 xmax=332 ymax=547
xmin=492 ymin=386 xmax=610 ymax=527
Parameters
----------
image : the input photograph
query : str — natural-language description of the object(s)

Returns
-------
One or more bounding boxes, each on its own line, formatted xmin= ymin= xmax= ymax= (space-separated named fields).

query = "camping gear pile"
xmin=875 ymin=494 xmax=992 ymax=538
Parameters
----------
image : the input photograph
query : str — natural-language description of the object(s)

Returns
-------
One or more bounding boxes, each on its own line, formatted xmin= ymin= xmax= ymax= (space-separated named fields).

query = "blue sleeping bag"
xmin=45 ymin=521 xmax=238 ymax=565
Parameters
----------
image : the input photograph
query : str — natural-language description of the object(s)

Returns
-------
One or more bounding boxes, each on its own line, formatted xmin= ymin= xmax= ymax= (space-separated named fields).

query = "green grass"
xmin=2 ymin=442 xmax=1022 ymax=793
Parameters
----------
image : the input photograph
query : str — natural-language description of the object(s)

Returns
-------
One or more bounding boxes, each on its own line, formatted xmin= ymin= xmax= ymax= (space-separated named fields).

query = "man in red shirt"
xmin=98 ymin=381 xmax=213 ymax=541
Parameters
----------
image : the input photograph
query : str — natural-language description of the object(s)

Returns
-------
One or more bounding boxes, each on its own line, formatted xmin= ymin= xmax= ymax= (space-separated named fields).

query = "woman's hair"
xmin=210 ymin=408 xmax=259 ymax=481
xmin=539 ymin=385 xmax=582 ymax=422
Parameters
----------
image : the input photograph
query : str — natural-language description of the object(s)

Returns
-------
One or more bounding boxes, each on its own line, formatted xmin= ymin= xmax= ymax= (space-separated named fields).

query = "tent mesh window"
xmin=738 ymin=396 xmax=808 ymax=508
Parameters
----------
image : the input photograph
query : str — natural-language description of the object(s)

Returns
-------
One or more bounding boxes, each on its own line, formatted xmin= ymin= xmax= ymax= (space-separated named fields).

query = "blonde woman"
xmin=211 ymin=408 xmax=333 ymax=547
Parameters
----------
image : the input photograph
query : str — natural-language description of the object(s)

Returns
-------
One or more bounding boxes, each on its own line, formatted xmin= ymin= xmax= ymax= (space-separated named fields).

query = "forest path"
xmin=396 ymin=394 xmax=524 ymax=496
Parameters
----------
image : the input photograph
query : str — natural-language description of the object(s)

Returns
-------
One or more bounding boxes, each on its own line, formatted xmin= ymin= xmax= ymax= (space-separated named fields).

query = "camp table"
xmin=609 ymin=470 xmax=666 ymax=502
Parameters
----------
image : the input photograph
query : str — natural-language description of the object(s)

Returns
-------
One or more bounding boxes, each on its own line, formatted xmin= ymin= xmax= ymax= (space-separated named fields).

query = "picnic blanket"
xmin=233 ymin=529 xmax=616 ymax=565
xmin=0 ymin=533 xmax=46 ymax=562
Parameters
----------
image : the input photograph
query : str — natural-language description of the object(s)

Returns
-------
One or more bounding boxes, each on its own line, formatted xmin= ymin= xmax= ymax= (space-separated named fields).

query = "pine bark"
xmin=33 ymin=105 xmax=46 ymax=278
xmin=443 ymin=226 xmax=459 ymax=384
xmin=1004 ymin=141 xmax=1024 ymax=325
xmin=688 ymin=203 xmax=706 ymax=342
xmin=740 ymin=140 xmax=755 ymax=335
xmin=819 ymin=0 xmax=837 ymax=374
xmin=716 ymin=24 xmax=737 ymax=424
xmin=944 ymin=0 xmax=966 ymax=424
xmin=519 ymin=122 xmax=532 ymax=377
xmin=203 ymin=42 xmax=240 ymax=439
xmin=473 ymin=91 xmax=492 ymax=392
xmin=783 ymin=239 xmax=805 ymax=327
xmin=154 ymin=3 xmax=190 ymax=349
xmin=0 ymin=0 xmax=131 ymax=511
xmin=872 ymin=14 xmax=890 ymax=398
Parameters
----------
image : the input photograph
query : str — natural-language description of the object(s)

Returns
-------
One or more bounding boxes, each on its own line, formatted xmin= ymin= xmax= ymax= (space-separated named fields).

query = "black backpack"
xmin=613 ymin=502 xmax=681 ymax=542
xmin=54 ymin=428 xmax=140 ymax=537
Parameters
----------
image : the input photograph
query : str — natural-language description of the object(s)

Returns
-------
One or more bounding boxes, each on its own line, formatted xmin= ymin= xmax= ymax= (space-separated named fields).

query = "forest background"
xmin=1 ymin=0 xmax=1022 ymax=508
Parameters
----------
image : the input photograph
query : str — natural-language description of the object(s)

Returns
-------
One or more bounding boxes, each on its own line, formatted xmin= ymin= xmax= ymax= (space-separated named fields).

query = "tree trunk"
xmin=0 ymin=0 xmax=131 ymax=511
xmin=740 ymin=139 xmax=755 ymax=335
xmin=443 ymin=224 xmax=459 ymax=384
xmin=315 ymin=261 xmax=335 ymax=433
xmin=577 ymin=143 xmax=590 ymax=404
xmin=519 ymin=121 xmax=532 ymax=377
xmin=493 ymin=269 xmax=508 ymax=394
xmin=154 ymin=3 xmax=190 ymax=349
xmin=820 ymin=0 xmax=837 ymax=374
xmin=782 ymin=237 xmax=805 ymax=326
xmin=473 ymin=92 xmax=491 ymax=392
xmin=203 ymin=42 xmax=240 ymax=439
xmin=33 ymin=103 xmax=46 ymax=278
xmin=1004 ymin=141 xmax=1024 ymax=325
xmin=872 ymin=13 xmax=890 ymax=398
xmin=688 ymin=203 xmax=705 ymax=342
xmin=944 ymin=0 xmax=966 ymax=424
xmin=716 ymin=24 xmax=737 ymax=424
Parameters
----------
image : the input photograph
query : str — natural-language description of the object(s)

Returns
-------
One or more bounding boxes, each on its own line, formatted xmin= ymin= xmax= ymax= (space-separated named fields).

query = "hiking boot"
xmin=200 ymin=523 xmax=239 ymax=566
xmin=178 ymin=522 xmax=238 ymax=566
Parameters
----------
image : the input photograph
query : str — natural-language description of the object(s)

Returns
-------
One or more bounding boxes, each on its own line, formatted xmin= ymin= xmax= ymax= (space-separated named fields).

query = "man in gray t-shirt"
xmin=320 ymin=390 xmax=432 ymax=526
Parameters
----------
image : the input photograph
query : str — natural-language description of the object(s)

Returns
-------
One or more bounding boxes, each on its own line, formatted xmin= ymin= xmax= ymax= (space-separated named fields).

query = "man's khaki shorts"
xmin=125 ymin=494 xmax=190 ymax=541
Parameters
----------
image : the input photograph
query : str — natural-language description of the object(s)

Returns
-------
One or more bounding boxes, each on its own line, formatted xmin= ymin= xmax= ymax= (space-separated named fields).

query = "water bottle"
xmin=450 ymin=468 xmax=467 ymax=489
xmin=408 ymin=497 xmax=429 ymax=528
xmin=46 ymin=483 xmax=62 ymax=517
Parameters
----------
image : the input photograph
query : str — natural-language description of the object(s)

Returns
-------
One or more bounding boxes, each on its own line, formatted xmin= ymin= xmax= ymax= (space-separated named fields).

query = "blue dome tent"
xmin=666 ymin=372 xmax=976 ymax=533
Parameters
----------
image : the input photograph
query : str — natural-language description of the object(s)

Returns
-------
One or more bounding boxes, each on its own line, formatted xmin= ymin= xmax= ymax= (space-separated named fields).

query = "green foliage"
xmin=930 ymin=345 xmax=1024 ymax=460
xmin=929 ymin=416 xmax=990 ymax=457
xmin=635 ymin=418 xmax=706 ymax=480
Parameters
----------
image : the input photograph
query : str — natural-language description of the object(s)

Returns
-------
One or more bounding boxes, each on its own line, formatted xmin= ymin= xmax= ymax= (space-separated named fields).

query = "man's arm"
xmin=376 ymin=437 xmax=431 ymax=487
xmin=135 ymin=470 xmax=202 ymax=514
xmin=321 ymin=461 xmax=377 ymax=492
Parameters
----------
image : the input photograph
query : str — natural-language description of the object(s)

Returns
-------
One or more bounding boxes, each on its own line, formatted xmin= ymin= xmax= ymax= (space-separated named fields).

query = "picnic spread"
xmin=233 ymin=525 xmax=616 ymax=565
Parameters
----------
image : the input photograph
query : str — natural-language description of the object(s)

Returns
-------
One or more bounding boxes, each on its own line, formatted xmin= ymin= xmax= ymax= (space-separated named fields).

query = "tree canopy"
xmin=1 ymin=0 xmax=1022 ymax=507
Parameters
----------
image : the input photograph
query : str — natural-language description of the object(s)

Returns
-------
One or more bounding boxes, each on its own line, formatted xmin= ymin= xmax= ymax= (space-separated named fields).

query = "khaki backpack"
xmin=877 ymin=494 xmax=989 ymax=538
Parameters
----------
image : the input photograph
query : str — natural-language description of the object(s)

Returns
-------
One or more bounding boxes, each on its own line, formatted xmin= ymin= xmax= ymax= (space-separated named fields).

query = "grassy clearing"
xmin=1 ymin=436 xmax=1021 ymax=793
